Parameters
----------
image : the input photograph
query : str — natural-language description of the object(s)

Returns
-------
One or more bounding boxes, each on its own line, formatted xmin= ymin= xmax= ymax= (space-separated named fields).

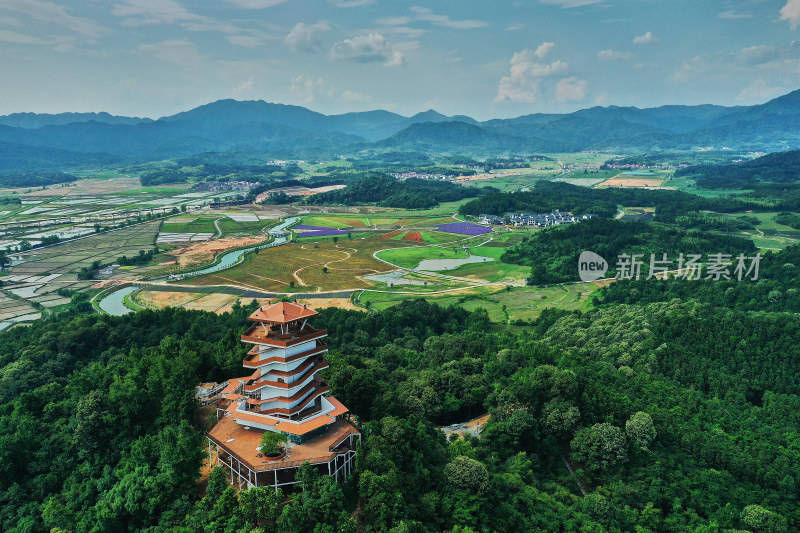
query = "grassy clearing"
xmin=361 ymin=282 xmax=599 ymax=321
xmin=718 ymin=211 xmax=800 ymax=250
xmin=298 ymin=216 xmax=351 ymax=229
xmin=161 ymin=217 xmax=219 ymax=234
xmin=216 ymin=219 xmax=271 ymax=236
xmin=376 ymin=246 xmax=467 ymax=270
xmin=464 ymin=173 xmax=544 ymax=192
xmin=374 ymin=199 xmax=471 ymax=218
xmin=185 ymin=235 xmax=416 ymax=292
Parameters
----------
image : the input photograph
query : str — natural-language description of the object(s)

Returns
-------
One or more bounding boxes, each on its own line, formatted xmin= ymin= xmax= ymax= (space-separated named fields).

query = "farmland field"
xmin=9 ymin=220 xmax=161 ymax=280
xmin=376 ymin=246 xmax=468 ymax=270
xmin=720 ymin=211 xmax=800 ymax=250
xmin=184 ymin=235 xmax=418 ymax=292
xmin=595 ymin=172 xmax=670 ymax=189
xmin=359 ymin=282 xmax=601 ymax=321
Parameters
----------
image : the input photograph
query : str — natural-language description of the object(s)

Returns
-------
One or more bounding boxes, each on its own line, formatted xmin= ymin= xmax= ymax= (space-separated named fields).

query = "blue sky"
xmin=0 ymin=0 xmax=799 ymax=120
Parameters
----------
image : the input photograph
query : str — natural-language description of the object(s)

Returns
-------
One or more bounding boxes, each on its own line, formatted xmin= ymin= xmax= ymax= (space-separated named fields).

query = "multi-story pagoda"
xmin=206 ymin=301 xmax=359 ymax=490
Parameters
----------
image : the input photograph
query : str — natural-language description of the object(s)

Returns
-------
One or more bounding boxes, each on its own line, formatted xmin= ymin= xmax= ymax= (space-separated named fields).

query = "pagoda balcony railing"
xmin=209 ymin=432 xmax=357 ymax=472
xmin=241 ymin=325 xmax=328 ymax=347
xmin=243 ymin=341 xmax=327 ymax=368
xmin=245 ymin=359 xmax=329 ymax=391
xmin=243 ymin=380 xmax=330 ymax=416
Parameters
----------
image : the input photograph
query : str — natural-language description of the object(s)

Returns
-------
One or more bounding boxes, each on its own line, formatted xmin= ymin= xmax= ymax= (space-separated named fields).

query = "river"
xmin=98 ymin=285 xmax=138 ymax=316
xmin=98 ymin=216 xmax=299 ymax=315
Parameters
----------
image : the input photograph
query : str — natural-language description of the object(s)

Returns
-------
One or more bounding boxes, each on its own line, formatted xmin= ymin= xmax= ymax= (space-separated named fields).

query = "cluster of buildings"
xmin=602 ymin=162 xmax=680 ymax=170
xmin=203 ymin=302 xmax=359 ymax=491
xmin=390 ymin=171 xmax=450 ymax=180
xmin=193 ymin=180 xmax=259 ymax=192
xmin=480 ymin=210 xmax=598 ymax=227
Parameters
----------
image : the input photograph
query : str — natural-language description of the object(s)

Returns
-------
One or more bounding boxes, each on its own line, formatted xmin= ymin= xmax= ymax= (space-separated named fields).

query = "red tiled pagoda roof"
xmin=248 ymin=301 xmax=318 ymax=324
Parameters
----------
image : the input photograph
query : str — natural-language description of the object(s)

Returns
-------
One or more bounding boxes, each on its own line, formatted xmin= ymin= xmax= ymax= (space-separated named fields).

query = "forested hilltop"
xmin=1 ymin=287 xmax=798 ymax=532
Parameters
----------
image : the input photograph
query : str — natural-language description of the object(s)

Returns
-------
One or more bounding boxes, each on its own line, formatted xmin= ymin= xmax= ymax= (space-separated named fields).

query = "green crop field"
xmin=360 ymin=282 xmax=600 ymax=321
xmin=216 ymin=218 xmax=271 ymax=236
xmin=376 ymin=246 xmax=467 ymax=270
xmin=160 ymin=217 xmax=220 ymax=234
xmin=9 ymin=220 xmax=162 ymax=280
xmin=719 ymin=211 xmax=800 ymax=250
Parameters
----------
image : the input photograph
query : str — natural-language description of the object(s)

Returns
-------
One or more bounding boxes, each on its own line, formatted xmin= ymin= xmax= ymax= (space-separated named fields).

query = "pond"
xmin=364 ymin=270 xmax=429 ymax=286
xmin=415 ymin=255 xmax=494 ymax=271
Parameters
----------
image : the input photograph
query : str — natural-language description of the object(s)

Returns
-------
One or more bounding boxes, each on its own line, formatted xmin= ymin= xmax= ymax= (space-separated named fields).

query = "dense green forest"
xmin=0 ymin=171 xmax=78 ymax=189
xmin=458 ymin=181 xmax=748 ymax=222
xmin=595 ymin=242 xmax=800 ymax=312
xmin=675 ymin=150 xmax=800 ymax=189
xmin=306 ymin=174 xmax=480 ymax=209
xmin=2 ymin=282 xmax=799 ymax=532
xmin=501 ymin=218 xmax=756 ymax=284
xmin=138 ymin=163 xmax=303 ymax=186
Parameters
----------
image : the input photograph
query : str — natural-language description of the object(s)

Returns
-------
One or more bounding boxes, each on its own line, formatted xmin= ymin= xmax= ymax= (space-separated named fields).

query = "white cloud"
xmin=382 ymin=26 xmax=428 ymax=38
xmin=718 ymin=9 xmax=752 ymax=20
xmin=555 ymin=77 xmax=587 ymax=102
xmin=672 ymin=43 xmax=800 ymax=85
xmin=506 ymin=23 xmax=524 ymax=31
xmin=378 ymin=6 xmax=487 ymax=29
xmin=539 ymin=0 xmax=604 ymax=7
xmin=226 ymin=0 xmax=289 ymax=7
xmin=0 ymin=29 xmax=46 ymax=45
xmin=290 ymin=75 xmax=329 ymax=104
xmin=285 ymin=22 xmax=330 ymax=52
xmin=341 ymin=89 xmax=372 ymax=102
xmin=633 ymin=31 xmax=658 ymax=45
xmin=112 ymin=0 xmax=200 ymax=25
xmin=138 ymin=39 xmax=205 ymax=66
xmin=0 ymin=0 xmax=106 ymax=39
xmin=0 ymin=15 xmax=22 ymax=26
xmin=112 ymin=0 xmax=268 ymax=46
xmin=534 ymin=42 xmax=556 ymax=58
xmin=781 ymin=0 xmax=800 ymax=29
xmin=331 ymin=33 xmax=404 ymax=66
xmin=738 ymin=45 xmax=778 ymax=66
xmin=737 ymin=80 xmax=786 ymax=101
xmin=227 ymin=34 xmax=265 ymax=47
xmin=328 ymin=0 xmax=375 ymax=7
xmin=233 ymin=76 xmax=255 ymax=98
xmin=494 ymin=48 xmax=569 ymax=103
xmin=597 ymin=49 xmax=633 ymax=60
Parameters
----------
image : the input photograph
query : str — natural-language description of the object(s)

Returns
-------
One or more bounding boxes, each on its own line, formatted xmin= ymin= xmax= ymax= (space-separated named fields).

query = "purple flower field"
xmin=435 ymin=222 xmax=493 ymax=236
xmin=297 ymin=229 xmax=350 ymax=238
xmin=294 ymin=225 xmax=335 ymax=231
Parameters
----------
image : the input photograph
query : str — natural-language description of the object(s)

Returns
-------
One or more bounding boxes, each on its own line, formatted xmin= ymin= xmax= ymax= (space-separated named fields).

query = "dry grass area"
xmin=294 ymin=297 xmax=361 ymax=311
xmin=596 ymin=174 xmax=667 ymax=189
xmin=137 ymin=289 xmax=361 ymax=314
xmin=185 ymin=236 xmax=415 ymax=292
xmin=168 ymin=236 xmax=268 ymax=267
xmin=65 ymin=177 xmax=143 ymax=195
xmin=137 ymin=290 xmax=268 ymax=314
xmin=255 ymin=184 xmax=346 ymax=201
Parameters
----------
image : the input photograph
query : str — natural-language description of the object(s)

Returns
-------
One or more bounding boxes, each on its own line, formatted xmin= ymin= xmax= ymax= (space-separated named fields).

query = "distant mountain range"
xmin=2 ymin=90 xmax=800 ymax=171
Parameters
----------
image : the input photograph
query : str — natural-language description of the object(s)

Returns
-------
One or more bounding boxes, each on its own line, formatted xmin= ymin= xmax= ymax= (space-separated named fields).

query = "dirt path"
xmin=293 ymin=248 xmax=351 ymax=286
